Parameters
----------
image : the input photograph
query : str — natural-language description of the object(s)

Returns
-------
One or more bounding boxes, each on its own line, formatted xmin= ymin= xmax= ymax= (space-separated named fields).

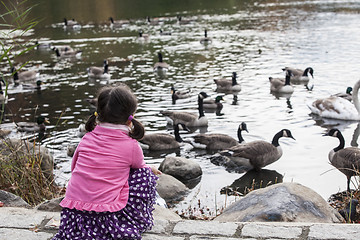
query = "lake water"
xmin=1 ymin=0 xmax=360 ymax=218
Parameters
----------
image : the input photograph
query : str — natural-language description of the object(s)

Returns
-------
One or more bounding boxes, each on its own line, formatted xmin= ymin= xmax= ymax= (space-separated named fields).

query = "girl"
xmin=53 ymin=84 xmax=161 ymax=240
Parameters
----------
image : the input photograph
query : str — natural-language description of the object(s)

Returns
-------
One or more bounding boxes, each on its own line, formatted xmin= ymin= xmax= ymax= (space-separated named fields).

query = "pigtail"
xmin=129 ymin=118 xmax=145 ymax=140
xmin=85 ymin=112 xmax=97 ymax=132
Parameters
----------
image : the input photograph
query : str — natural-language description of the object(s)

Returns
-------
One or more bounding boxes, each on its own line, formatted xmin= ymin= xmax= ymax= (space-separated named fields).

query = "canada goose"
xmin=177 ymin=16 xmax=192 ymax=25
xmin=308 ymin=79 xmax=360 ymax=120
xmin=269 ymin=69 xmax=294 ymax=94
xmin=171 ymin=85 xmax=191 ymax=104
xmin=192 ymin=122 xmax=248 ymax=150
xmin=324 ymin=128 xmax=360 ymax=192
xmin=203 ymin=95 xmax=224 ymax=109
xmin=331 ymin=87 xmax=353 ymax=102
xmin=54 ymin=48 xmax=82 ymax=58
xmin=159 ymin=29 xmax=171 ymax=36
xmin=200 ymin=29 xmax=212 ymax=44
xmin=146 ymin=16 xmax=161 ymax=25
xmin=87 ymin=60 xmax=110 ymax=79
xmin=214 ymin=72 xmax=241 ymax=92
xmin=138 ymin=31 xmax=149 ymax=41
xmin=35 ymin=41 xmax=51 ymax=50
xmin=11 ymin=67 xmax=39 ymax=84
xmin=219 ymin=129 xmax=295 ymax=171
xmin=154 ymin=52 xmax=169 ymax=71
xmin=160 ymin=92 xmax=209 ymax=127
xmin=16 ymin=116 xmax=49 ymax=133
xmin=52 ymin=45 xmax=73 ymax=53
xmin=109 ymin=17 xmax=129 ymax=28
xmin=139 ymin=123 xmax=188 ymax=151
xmin=282 ymin=67 xmax=314 ymax=82
xmin=63 ymin=18 xmax=81 ymax=29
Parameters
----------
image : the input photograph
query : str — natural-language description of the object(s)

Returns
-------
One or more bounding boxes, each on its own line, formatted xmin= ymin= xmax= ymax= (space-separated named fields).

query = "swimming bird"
xmin=54 ymin=48 xmax=82 ymax=58
xmin=218 ymin=129 xmax=295 ymax=171
xmin=139 ymin=123 xmax=189 ymax=151
xmin=11 ymin=67 xmax=39 ymax=84
xmin=282 ymin=67 xmax=314 ymax=83
xmin=331 ymin=87 xmax=353 ymax=102
xmin=200 ymin=29 xmax=212 ymax=44
xmin=159 ymin=29 xmax=171 ymax=36
xmin=203 ymin=95 xmax=224 ymax=109
xmin=192 ymin=122 xmax=248 ymax=151
xmin=51 ymin=45 xmax=73 ymax=53
xmin=308 ymin=79 xmax=360 ymax=120
xmin=87 ymin=60 xmax=110 ymax=79
xmin=154 ymin=52 xmax=169 ymax=71
xmin=171 ymin=85 xmax=191 ymax=104
xmin=160 ymin=92 xmax=209 ymax=127
xmin=35 ymin=41 xmax=52 ymax=50
xmin=177 ymin=15 xmax=192 ymax=25
xmin=63 ymin=18 xmax=81 ymax=29
xmin=109 ymin=17 xmax=129 ymax=28
xmin=214 ymin=72 xmax=241 ymax=92
xmin=22 ymin=80 xmax=42 ymax=90
xmin=269 ymin=69 xmax=294 ymax=94
xmin=138 ymin=31 xmax=149 ymax=41
xmin=16 ymin=116 xmax=49 ymax=133
xmin=324 ymin=128 xmax=360 ymax=192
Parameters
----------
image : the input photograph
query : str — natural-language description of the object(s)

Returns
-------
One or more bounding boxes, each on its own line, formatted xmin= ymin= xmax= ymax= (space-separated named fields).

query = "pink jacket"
xmin=60 ymin=124 xmax=147 ymax=212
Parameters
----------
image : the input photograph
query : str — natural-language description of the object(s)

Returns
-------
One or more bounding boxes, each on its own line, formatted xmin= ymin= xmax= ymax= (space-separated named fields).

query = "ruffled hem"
xmin=60 ymin=198 xmax=127 ymax=213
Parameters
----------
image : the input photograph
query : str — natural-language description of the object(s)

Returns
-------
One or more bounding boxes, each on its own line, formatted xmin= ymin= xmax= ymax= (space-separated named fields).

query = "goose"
xmin=54 ymin=48 xmax=82 ymax=58
xmin=177 ymin=16 xmax=192 ymax=25
xmin=16 ymin=116 xmax=49 ymax=133
xmin=218 ymin=129 xmax=295 ymax=171
xmin=11 ymin=67 xmax=39 ymax=84
xmin=109 ymin=17 xmax=129 ymax=28
xmin=282 ymin=67 xmax=314 ymax=82
xmin=269 ymin=69 xmax=294 ymax=94
xmin=35 ymin=41 xmax=51 ymax=50
xmin=324 ymin=128 xmax=360 ymax=192
xmin=138 ymin=31 xmax=149 ymax=41
xmin=171 ymin=85 xmax=191 ymax=104
xmin=200 ymin=29 xmax=212 ymax=44
xmin=160 ymin=92 xmax=209 ymax=127
xmin=139 ymin=123 xmax=188 ymax=151
xmin=192 ymin=122 xmax=248 ymax=150
xmin=146 ymin=16 xmax=161 ymax=25
xmin=214 ymin=72 xmax=241 ymax=92
xmin=307 ymin=79 xmax=360 ymax=120
xmin=87 ymin=60 xmax=110 ymax=79
xmin=154 ymin=52 xmax=169 ymax=71
xmin=331 ymin=87 xmax=353 ymax=102
xmin=52 ymin=45 xmax=73 ymax=53
xmin=63 ymin=18 xmax=81 ymax=29
xmin=203 ymin=95 xmax=224 ymax=109
xmin=159 ymin=29 xmax=171 ymax=36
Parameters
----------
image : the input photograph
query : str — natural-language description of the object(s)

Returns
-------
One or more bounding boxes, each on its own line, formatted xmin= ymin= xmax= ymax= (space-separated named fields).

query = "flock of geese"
xmin=2 ymin=15 xmax=360 ymax=195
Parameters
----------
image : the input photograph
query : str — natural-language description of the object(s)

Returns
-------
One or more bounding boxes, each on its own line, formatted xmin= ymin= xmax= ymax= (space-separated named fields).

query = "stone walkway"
xmin=1 ymin=207 xmax=360 ymax=240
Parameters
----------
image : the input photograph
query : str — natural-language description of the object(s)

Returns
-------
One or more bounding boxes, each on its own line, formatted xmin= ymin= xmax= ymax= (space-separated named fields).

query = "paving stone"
xmin=173 ymin=220 xmax=238 ymax=236
xmin=0 ymin=228 xmax=53 ymax=240
xmin=190 ymin=236 xmax=256 ymax=240
xmin=147 ymin=219 xmax=170 ymax=234
xmin=308 ymin=224 xmax=360 ymax=240
xmin=241 ymin=223 xmax=302 ymax=239
xmin=142 ymin=233 xmax=185 ymax=240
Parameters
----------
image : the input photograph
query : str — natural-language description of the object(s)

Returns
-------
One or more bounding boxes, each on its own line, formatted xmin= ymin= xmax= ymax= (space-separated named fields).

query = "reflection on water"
xmin=1 ymin=0 xmax=360 ymax=217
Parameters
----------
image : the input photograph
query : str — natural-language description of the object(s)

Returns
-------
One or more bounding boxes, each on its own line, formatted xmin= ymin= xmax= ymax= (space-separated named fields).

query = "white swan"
xmin=307 ymin=79 xmax=360 ymax=120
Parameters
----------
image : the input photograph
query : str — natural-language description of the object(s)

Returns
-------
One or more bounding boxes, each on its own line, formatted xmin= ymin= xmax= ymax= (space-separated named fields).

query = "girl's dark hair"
xmin=85 ymin=84 xmax=145 ymax=140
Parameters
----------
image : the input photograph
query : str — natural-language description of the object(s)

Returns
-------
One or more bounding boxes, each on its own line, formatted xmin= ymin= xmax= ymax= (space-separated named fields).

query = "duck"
xmin=307 ymin=79 xmax=360 ymax=120
xmin=200 ymin=29 xmax=212 ymax=44
xmin=87 ymin=60 xmax=110 ymax=79
xmin=269 ymin=69 xmax=294 ymax=94
xmin=22 ymin=80 xmax=42 ymax=90
xmin=282 ymin=67 xmax=314 ymax=83
xmin=139 ymin=123 xmax=188 ymax=151
xmin=109 ymin=17 xmax=129 ymax=28
xmin=160 ymin=92 xmax=209 ymax=127
xmin=331 ymin=87 xmax=353 ymax=102
xmin=11 ymin=67 xmax=39 ymax=84
xmin=324 ymin=128 xmax=360 ymax=192
xmin=63 ymin=18 xmax=81 ymax=29
xmin=16 ymin=116 xmax=49 ymax=133
xmin=214 ymin=72 xmax=241 ymax=92
xmin=203 ymin=95 xmax=224 ymax=109
xmin=54 ymin=48 xmax=82 ymax=58
xmin=218 ymin=129 xmax=295 ymax=171
xmin=192 ymin=122 xmax=248 ymax=150
xmin=171 ymin=85 xmax=191 ymax=104
xmin=154 ymin=52 xmax=169 ymax=71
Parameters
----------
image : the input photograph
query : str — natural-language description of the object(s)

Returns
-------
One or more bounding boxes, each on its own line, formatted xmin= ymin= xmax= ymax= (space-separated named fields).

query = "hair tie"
xmin=94 ymin=111 xmax=98 ymax=117
xmin=128 ymin=115 xmax=134 ymax=122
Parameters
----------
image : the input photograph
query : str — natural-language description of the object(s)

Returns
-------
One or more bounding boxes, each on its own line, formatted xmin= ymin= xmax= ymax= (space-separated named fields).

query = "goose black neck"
xmin=158 ymin=53 xmax=163 ymax=63
xmin=174 ymin=124 xmax=183 ymax=142
xmin=13 ymin=71 xmax=18 ymax=81
xmin=303 ymin=67 xmax=311 ymax=76
xmin=285 ymin=73 xmax=291 ymax=86
xmin=55 ymin=49 xmax=61 ymax=57
xmin=237 ymin=128 xmax=244 ymax=143
xmin=110 ymin=17 xmax=114 ymax=24
xmin=198 ymin=95 xmax=205 ymax=118
xmin=103 ymin=64 xmax=108 ymax=74
xmin=232 ymin=74 xmax=237 ymax=86
xmin=204 ymin=30 xmax=207 ymax=38
xmin=271 ymin=131 xmax=283 ymax=147
xmin=334 ymin=132 xmax=345 ymax=152
xmin=172 ymin=91 xmax=177 ymax=104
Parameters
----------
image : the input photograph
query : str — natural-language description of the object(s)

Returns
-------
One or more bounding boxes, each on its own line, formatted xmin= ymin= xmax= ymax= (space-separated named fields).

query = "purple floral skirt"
xmin=53 ymin=167 xmax=158 ymax=240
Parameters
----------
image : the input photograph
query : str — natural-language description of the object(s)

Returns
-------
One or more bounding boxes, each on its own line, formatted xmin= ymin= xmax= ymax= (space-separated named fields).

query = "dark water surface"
xmin=1 ymin=0 xmax=360 ymax=218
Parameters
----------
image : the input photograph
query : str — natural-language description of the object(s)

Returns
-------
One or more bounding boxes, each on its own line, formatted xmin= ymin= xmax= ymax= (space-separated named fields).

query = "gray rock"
xmin=36 ymin=196 xmax=64 ymax=212
xmin=153 ymin=205 xmax=181 ymax=221
xmin=159 ymin=156 xmax=202 ymax=183
xmin=156 ymin=173 xmax=189 ymax=206
xmin=0 ymin=190 xmax=30 ymax=208
xmin=215 ymin=182 xmax=343 ymax=223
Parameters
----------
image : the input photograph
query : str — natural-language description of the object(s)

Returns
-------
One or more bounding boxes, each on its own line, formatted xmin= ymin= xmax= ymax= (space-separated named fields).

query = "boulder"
xmin=215 ymin=182 xmax=343 ymax=223
xmin=159 ymin=156 xmax=202 ymax=184
xmin=156 ymin=173 xmax=189 ymax=207
xmin=0 ymin=190 xmax=30 ymax=208
xmin=153 ymin=205 xmax=181 ymax=221
xmin=36 ymin=196 xmax=64 ymax=211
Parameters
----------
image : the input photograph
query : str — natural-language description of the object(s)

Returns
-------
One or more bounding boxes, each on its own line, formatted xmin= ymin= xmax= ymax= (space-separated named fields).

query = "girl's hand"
xmin=151 ymin=166 xmax=162 ymax=175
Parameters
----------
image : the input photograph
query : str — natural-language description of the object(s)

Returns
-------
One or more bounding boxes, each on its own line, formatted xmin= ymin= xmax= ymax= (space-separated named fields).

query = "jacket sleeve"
xmin=131 ymin=141 xmax=147 ymax=169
